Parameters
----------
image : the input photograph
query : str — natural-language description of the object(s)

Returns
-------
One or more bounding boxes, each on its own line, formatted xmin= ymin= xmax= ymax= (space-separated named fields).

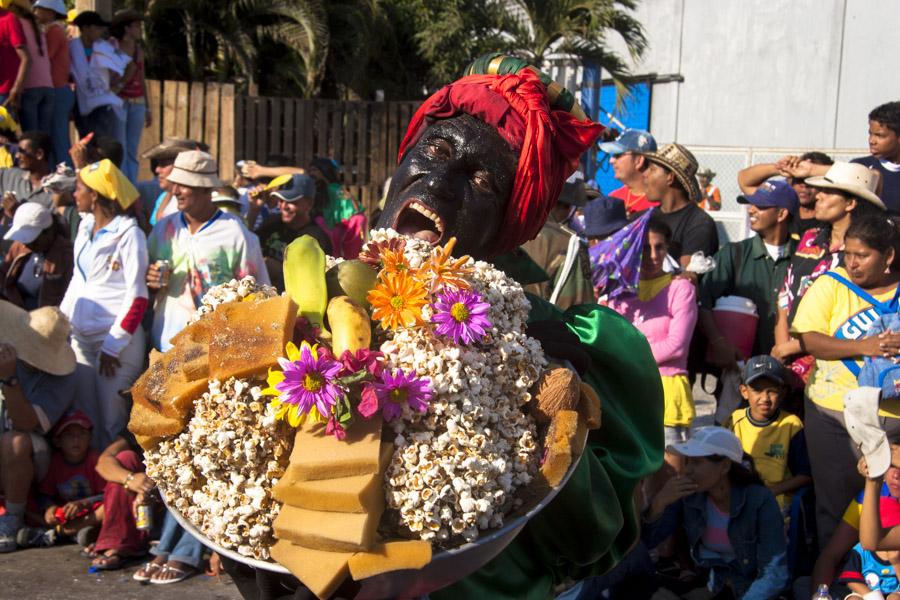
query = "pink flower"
xmin=326 ymin=415 xmax=347 ymax=440
xmin=340 ymin=349 xmax=385 ymax=377
xmin=358 ymin=370 xmax=432 ymax=421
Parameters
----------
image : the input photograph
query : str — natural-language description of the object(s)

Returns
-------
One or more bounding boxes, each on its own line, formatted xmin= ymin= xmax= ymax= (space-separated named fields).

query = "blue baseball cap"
xmin=742 ymin=355 xmax=786 ymax=386
xmin=737 ymin=180 xmax=799 ymax=215
xmin=271 ymin=174 xmax=316 ymax=202
xmin=584 ymin=196 xmax=629 ymax=238
xmin=599 ymin=129 xmax=657 ymax=156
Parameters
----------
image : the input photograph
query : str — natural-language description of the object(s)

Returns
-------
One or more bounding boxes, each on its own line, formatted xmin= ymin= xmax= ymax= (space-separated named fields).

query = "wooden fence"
xmin=139 ymin=80 xmax=421 ymax=214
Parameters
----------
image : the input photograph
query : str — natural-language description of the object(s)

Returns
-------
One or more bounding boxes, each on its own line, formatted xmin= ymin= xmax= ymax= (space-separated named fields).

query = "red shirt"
xmin=38 ymin=449 xmax=106 ymax=504
xmin=0 ymin=9 xmax=26 ymax=94
xmin=44 ymin=22 xmax=70 ymax=89
xmin=610 ymin=185 xmax=659 ymax=215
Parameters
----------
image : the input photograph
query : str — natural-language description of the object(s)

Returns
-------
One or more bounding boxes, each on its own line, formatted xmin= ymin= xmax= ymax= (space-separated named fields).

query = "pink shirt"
xmin=607 ymin=277 xmax=698 ymax=376
xmin=18 ymin=16 xmax=52 ymax=89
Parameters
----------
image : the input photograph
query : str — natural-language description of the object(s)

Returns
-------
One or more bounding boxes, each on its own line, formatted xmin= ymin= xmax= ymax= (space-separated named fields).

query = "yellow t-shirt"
xmin=790 ymin=267 xmax=900 ymax=416
xmin=730 ymin=408 xmax=803 ymax=509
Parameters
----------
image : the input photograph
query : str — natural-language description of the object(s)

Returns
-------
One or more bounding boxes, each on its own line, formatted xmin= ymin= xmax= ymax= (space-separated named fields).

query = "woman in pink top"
xmin=33 ymin=0 xmax=72 ymax=166
xmin=608 ymin=219 xmax=698 ymax=468
xmin=11 ymin=2 xmax=53 ymax=134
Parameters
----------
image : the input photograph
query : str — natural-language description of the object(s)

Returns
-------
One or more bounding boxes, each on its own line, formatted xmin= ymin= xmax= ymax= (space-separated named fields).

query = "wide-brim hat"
xmin=141 ymin=137 xmax=207 ymax=162
xmin=641 ymin=143 xmax=702 ymax=202
xmin=697 ymin=167 xmax=716 ymax=179
xmin=806 ymin=162 xmax=885 ymax=210
xmin=583 ymin=196 xmax=629 ymax=238
xmin=166 ymin=150 xmax=223 ymax=189
xmin=0 ymin=302 xmax=75 ymax=375
xmin=111 ymin=8 xmax=143 ymax=27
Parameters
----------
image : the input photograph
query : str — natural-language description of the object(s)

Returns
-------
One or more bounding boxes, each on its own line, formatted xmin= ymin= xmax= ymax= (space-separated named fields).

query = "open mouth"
xmin=393 ymin=200 xmax=445 ymax=244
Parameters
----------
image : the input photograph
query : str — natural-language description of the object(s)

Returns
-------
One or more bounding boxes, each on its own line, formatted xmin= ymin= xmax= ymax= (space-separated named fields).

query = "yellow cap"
xmin=0 ymin=106 xmax=19 ymax=134
xmin=67 ymin=8 xmax=77 ymax=22
xmin=264 ymin=173 xmax=294 ymax=191
xmin=79 ymin=160 xmax=139 ymax=209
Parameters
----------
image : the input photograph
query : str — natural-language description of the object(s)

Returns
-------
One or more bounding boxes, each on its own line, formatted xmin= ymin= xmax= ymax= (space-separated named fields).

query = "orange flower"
xmin=367 ymin=272 xmax=428 ymax=330
xmin=380 ymin=248 xmax=414 ymax=277
xmin=423 ymin=237 xmax=472 ymax=291
xmin=359 ymin=238 xmax=406 ymax=268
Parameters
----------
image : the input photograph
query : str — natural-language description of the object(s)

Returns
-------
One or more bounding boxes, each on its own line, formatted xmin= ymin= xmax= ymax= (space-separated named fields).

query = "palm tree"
xmin=498 ymin=0 xmax=648 ymax=98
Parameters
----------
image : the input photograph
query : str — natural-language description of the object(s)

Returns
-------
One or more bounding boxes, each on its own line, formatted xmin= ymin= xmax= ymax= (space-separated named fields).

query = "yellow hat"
xmin=67 ymin=8 xmax=77 ymax=22
xmin=264 ymin=173 xmax=294 ymax=191
xmin=79 ymin=160 xmax=139 ymax=209
xmin=0 ymin=106 xmax=19 ymax=134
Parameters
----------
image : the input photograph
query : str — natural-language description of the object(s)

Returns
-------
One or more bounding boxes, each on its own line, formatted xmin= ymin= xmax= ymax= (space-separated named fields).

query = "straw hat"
xmin=805 ymin=162 xmax=885 ymax=210
xmin=0 ymin=302 xmax=76 ymax=375
xmin=166 ymin=150 xmax=223 ymax=189
xmin=641 ymin=143 xmax=702 ymax=201
xmin=140 ymin=137 xmax=207 ymax=162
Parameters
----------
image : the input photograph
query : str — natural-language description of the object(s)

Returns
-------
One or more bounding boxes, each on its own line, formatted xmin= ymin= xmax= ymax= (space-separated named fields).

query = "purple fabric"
xmin=588 ymin=209 xmax=653 ymax=299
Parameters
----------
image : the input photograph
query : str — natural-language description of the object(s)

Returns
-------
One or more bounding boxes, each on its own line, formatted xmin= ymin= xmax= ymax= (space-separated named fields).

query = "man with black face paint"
xmin=376 ymin=54 xmax=664 ymax=600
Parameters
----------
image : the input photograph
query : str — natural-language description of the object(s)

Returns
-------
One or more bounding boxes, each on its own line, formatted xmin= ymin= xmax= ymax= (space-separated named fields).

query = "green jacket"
xmin=431 ymin=281 xmax=665 ymax=598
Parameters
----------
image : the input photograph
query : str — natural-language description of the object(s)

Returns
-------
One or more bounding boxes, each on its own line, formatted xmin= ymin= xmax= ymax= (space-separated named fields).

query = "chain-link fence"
xmin=687 ymin=146 xmax=866 ymax=245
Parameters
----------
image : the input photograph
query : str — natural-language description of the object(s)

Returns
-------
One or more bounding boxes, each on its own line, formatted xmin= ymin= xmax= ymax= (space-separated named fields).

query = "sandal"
xmin=133 ymin=560 xmax=164 ymax=582
xmin=91 ymin=551 xmax=125 ymax=571
xmin=80 ymin=543 xmax=98 ymax=559
xmin=150 ymin=563 xmax=195 ymax=585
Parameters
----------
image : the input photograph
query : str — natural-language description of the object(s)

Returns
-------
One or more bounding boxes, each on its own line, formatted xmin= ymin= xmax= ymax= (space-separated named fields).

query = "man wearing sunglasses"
xmin=600 ymin=128 xmax=658 ymax=216
xmin=738 ymin=150 xmax=833 ymax=238
xmin=0 ymin=131 xmax=53 ymax=238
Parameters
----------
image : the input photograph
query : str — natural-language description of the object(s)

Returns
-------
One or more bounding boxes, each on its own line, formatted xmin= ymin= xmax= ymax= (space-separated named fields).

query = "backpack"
xmin=824 ymin=271 xmax=900 ymax=399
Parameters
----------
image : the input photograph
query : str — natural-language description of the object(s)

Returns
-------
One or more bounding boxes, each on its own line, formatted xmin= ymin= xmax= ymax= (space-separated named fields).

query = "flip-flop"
xmin=133 ymin=561 xmax=164 ymax=582
xmin=91 ymin=552 xmax=125 ymax=571
xmin=150 ymin=563 xmax=195 ymax=585
xmin=80 ymin=544 xmax=98 ymax=559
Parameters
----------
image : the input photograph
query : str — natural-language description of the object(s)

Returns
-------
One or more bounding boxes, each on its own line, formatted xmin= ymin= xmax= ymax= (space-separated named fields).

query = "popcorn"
xmin=188 ymin=276 xmax=278 ymax=324
xmin=145 ymin=377 xmax=293 ymax=560
xmin=366 ymin=230 xmax=545 ymax=545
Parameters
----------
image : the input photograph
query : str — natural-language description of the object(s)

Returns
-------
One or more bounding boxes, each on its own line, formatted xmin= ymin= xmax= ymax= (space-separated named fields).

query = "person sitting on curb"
xmin=0 ymin=301 xmax=77 ymax=552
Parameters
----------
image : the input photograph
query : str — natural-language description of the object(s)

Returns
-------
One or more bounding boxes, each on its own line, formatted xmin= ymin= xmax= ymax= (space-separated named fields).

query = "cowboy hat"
xmin=166 ymin=150 xmax=223 ymax=189
xmin=140 ymin=137 xmax=207 ymax=162
xmin=697 ymin=167 xmax=716 ymax=179
xmin=0 ymin=302 xmax=76 ymax=375
xmin=805 ymin=162 xmax=885 ymax=210
xmin=641 ymin=143 xmax=702 ymax=202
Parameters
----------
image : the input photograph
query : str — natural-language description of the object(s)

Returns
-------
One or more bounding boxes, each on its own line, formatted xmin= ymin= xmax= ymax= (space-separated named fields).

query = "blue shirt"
xmin=839 ymin=542 xmax=900 ymax=594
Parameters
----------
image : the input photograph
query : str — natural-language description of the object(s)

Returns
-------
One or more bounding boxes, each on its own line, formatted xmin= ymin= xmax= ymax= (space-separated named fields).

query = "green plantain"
xmin=283 ymin=235 xmax=328 ymax=331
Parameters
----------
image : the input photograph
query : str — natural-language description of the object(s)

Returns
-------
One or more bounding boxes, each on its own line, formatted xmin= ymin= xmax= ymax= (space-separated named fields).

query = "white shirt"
xmin=60 ymin=214 xmax=149 ymax=356
xmin=148 ymin=210 xmax=269 ymax=351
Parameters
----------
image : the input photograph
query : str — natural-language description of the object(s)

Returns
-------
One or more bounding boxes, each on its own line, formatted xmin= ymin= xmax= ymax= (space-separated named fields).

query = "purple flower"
xmin=275 ymin=341 xmax=344 ymax=419
xmin=431 ymin=288 xmax=491 ymax=345
xmin=361 ymin=370 xmax=432 ymax=421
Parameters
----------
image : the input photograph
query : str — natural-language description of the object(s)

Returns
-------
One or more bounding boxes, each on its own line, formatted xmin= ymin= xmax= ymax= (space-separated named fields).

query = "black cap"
xmin=72 ymin=11 xmax=109 ymax=28
xmin=742 ymin=355 xmax=785 ymax=385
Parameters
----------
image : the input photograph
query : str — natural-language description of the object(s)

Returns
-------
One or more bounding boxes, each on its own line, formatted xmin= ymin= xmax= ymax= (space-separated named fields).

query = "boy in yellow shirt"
xmin=729 ymin=355 xmax=812 ymax=511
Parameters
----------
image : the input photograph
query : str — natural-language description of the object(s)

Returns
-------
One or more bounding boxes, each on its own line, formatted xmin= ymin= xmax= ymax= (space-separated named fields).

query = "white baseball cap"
xmin=4 ymin=202 xmax=53 ymax=244
xmin=667 ymin=427 xmax=744 ymax=463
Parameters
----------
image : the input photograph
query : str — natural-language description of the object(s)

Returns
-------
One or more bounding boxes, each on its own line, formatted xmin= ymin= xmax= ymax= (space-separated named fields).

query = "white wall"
xmin=610 ymin=0 xmax=900 ymax=149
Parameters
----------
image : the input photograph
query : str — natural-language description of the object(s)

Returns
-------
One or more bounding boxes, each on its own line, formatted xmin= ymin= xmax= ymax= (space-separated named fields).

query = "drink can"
xmin=136 ymin=503 xmax=153 ymax=531
xmin=155 ymin=260 xmax=171 ymax=288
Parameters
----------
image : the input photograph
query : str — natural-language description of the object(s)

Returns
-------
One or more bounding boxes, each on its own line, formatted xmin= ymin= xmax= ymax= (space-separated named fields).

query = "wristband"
xmin=123 ymin=472 xmax=136 ymax=489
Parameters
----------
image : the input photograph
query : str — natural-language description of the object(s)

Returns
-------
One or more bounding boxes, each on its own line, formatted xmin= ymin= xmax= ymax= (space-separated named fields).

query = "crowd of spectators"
xmin=3 ymin=3 xmax=900 ymax=598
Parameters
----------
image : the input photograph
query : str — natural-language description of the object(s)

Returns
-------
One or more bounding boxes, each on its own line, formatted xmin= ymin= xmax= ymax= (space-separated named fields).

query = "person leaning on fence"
xmin=110 ymin=9 xmax=150 ymax=184
xmin=696 ymin=167 xmax=721 ymax=211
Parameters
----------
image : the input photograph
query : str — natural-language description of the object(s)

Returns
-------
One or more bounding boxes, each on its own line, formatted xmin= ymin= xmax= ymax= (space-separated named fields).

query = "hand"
xmin=132 ymin=492 xmax=146 ymax=518
xmin=62 ymin=499 xmax=86 ymax=520
xmin=98 ymin=351 xmax=121 ymax=377
xmin=144 ymin=109 xmax=152 ymax=128
xmin=708 ymin=337 xmax=743 ymax=369
xmin=0 ymin=343 xmax=17 ymax=378
xmin=771 ymin=341 xmax=795 ymax=362
xmin=1 ymin=192 xmax=18 ymax=219
xmin=782 ymin=158 xmax=815 ymax=180
xmin=774 ymin=156 xmax=796 ymax=177
xmin=651 ymin=475 xmax=698 ymax=514
xmin=44 ymin=506 xmax=59 ymax=526
xmin=126 ymin=472 xmax=154 ymax=494
xmin=68 ymin=138 xmax=90 ymax=169
xmin=243 ymin=161 xmax=261 ymax=180
xmin=858 ymin=332 xmax=900 ymax=358
xmin=146 ymin=262 xmax=163 ymax=290
xmin=3 ymin=88 xmax=21 ymax=110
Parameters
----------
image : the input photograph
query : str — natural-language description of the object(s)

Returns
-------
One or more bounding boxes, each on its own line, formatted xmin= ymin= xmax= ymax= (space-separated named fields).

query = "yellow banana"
xmin=283 ymin=235 xmax=328 ymax=330
xmin=327 ymin=295 xmax=372 ymax=358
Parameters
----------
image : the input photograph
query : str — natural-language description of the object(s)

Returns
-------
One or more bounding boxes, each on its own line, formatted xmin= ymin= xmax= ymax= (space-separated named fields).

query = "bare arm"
xmin=860 ymin=475 xmax=900 ymax=550
xmin=797 ymin=331 xmax=900 ymax=360
xmin=3 ymin=47 xmax=31 ymax=108
xmin=737 ymin=163 xmax=780 ymax=195
xmin=768 ymin=475 xmax=812 ymax=497
xmin=245 ymin=164 xmax=305 ymax=179
xmin=95 ymin=437 xmax=155 ymax=493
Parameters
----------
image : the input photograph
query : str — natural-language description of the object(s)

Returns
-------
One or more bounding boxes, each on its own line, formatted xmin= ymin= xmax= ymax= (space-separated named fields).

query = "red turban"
xmin=398 ymin=68 xmax=604 ymax=254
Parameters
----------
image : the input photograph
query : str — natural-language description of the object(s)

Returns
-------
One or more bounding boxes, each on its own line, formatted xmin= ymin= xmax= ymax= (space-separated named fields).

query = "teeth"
xmin=410 ymin=202 xmax=444 ymax=232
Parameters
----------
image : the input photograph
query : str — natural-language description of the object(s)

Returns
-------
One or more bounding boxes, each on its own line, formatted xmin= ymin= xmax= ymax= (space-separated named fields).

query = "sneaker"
xmin=0 ymin=514 xmax=22 ymax=553
xmin=16 ymin=527 xmax=58 ymax=548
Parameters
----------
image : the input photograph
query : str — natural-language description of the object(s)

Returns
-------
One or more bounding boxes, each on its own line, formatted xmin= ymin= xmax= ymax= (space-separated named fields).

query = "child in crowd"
xmin=729 ymin=355 xmax=811 ymax=511
xmin=838 ymin=544 xmax=900 ymax=599
xmin=18 ymin=410 xmax=106 ymax=548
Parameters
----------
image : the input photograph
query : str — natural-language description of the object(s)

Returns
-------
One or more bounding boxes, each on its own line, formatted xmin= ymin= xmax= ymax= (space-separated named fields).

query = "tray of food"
xmin=130 ymin=231 xmax=600 ymax=599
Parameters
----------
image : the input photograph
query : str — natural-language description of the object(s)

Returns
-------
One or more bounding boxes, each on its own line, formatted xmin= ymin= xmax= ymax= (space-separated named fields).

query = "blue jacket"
xmin=643 ymin=483 xmax=789 ymax=600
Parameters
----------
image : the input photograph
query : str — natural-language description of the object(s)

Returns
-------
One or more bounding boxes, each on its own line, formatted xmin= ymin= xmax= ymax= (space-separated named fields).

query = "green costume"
xmin=431 ymin=257 xmax=665 ymax=599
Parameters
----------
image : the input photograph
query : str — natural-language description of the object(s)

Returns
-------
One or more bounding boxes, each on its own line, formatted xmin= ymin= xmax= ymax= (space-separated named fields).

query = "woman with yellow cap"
xmin=60 ymin=159 xmax=148 ymax=448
